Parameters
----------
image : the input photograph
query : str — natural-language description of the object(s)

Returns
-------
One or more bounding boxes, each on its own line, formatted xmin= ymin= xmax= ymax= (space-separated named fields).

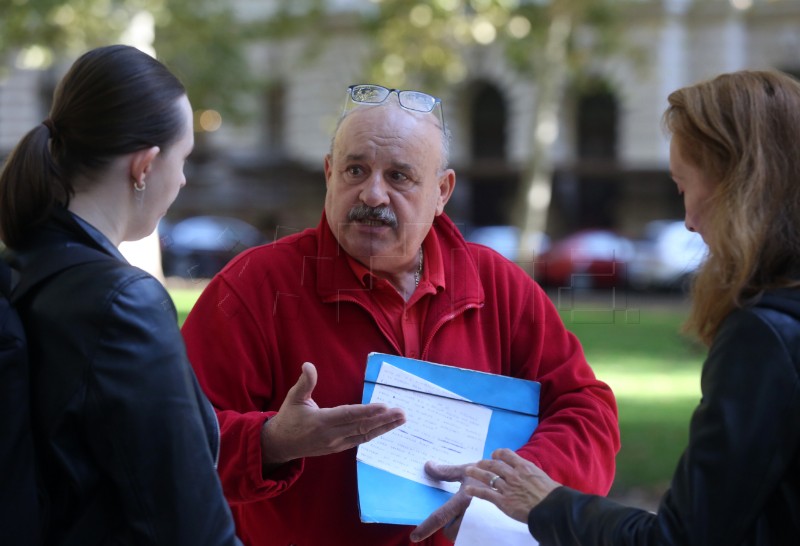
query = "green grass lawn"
xmin=171 ymin=288 xmax=203 ymax=326
xmin=557 ymin=294 xmax=705 ymax=499
xmin=171 ymin=287 xmax=705 ymax=500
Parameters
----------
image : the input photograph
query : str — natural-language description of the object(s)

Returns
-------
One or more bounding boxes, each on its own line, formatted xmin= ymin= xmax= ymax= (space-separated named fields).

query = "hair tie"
xmin=42 ymin=118 xmax=57 ymax=139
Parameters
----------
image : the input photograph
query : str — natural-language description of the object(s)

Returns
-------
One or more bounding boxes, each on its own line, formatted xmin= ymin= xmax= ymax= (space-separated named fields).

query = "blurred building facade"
xmin=3 ymin=0 xmax=800 ymax=240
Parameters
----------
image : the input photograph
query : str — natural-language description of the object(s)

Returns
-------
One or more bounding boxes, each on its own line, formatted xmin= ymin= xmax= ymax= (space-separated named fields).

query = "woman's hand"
xmin=463 ymin=448 xmax=561 ymax=523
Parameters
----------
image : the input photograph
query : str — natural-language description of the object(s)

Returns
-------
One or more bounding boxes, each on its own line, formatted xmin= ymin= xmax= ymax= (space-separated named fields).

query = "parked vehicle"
xmin=465 ymin=225 xmax=550 ymax=261
xmin=160 ymin=216 xmax=267 ymax=279
xmin=533 ymin=229 xmax=636 ymax=289
xmin=628 ymin=220 xmax=707 ymax=292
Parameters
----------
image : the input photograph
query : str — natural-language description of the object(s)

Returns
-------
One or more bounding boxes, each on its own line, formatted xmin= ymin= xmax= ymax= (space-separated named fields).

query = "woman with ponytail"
xmin=0 ymin=45 xmax=240 ymax=545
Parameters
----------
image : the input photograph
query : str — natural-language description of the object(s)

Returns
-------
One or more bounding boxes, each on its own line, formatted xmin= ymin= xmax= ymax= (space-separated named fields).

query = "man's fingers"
xmin=359 ymin=414 xmax=406 ymax=441
xmin=339 ymin=413 xmax=406 ymax=449
xmin=361 ymin=406 xmax=406 ymax=429
xmin=323 ymin=403 xmax=405 ymax=427
xmin=409 ymin=494 xmax=470 ymax=542
xmin=267 ymin=366 xmax=408 ymax=460
xmin=309 ymin=405 xmax=405 ymax=452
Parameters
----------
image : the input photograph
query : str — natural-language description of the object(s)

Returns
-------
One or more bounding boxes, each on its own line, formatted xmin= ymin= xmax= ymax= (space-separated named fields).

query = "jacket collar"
xmin=9 ymin=207 xmax=122 ymax=301
xmin=17 ymin=206 xmax=121 ymax=261
xmin=344 ymin=228 xmax=446 ymax=294
xmin=315 ymin=210 xmax=484 ymax=308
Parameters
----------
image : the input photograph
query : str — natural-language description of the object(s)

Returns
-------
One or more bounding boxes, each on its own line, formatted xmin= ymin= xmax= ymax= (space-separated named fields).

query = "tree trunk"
xmin=514 ymin=13 xmax=573 ymax=267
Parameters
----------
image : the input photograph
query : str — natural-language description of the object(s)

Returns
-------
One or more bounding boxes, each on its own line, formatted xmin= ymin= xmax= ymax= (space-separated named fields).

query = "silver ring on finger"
xmin=489 ymin=474 xmax=502 ymax=490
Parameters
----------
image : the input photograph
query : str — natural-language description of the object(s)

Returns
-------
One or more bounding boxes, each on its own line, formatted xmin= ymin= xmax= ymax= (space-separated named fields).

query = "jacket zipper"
xmin=334 ymin=296 xmax=402 ymax=354
xmin=421 ymin=302 xmax=482 ymax=360
xmin=331 ymin=296 xmax=483 ymax=360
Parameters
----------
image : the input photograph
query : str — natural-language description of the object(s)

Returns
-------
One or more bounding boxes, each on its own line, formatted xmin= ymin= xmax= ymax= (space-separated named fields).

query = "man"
xmin=182 ymin=84 xmax=619 ymax=546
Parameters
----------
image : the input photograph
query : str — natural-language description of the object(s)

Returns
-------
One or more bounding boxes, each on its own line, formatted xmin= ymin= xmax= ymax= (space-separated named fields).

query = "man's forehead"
xmin=335 ymin=105 xmax=441 ymax=153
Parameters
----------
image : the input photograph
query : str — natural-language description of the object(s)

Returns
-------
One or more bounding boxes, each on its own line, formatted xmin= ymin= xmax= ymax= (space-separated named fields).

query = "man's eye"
xmin=389 ymin=172 xmax=409 ymax=183
xmin=346 ymin=166 xmax=363 ymax=176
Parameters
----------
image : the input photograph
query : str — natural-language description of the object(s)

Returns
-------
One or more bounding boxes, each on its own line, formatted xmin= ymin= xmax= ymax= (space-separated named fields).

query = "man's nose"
xmin=359 ymin=173 xmax=390 ymax=207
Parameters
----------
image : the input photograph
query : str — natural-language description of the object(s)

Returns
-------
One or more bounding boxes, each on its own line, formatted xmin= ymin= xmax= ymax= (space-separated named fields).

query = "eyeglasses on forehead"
xmin=346 ymin=84 xmax=442 ymax=114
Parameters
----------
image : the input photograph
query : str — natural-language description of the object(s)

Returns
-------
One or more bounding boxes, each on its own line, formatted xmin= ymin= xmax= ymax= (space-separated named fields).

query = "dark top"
xmin=529 ymin=289 xmax=800 ymax=545
xmin=12 ymin=209 xmax=240 ymax=545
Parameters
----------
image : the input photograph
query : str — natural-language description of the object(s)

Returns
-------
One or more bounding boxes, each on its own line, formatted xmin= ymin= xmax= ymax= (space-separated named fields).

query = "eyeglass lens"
xmin=350 ymin=85 xmax=438 ymax=113
xmin=350 ymin=85 xmax=390 ymax=105
xmin=398 ymin=91 xmax=437 ymax=113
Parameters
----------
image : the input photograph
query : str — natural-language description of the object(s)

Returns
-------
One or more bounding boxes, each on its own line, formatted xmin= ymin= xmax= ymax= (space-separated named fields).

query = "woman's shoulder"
xmin=748 ymin=289 xmax=800 ymax=354
xmin=39 ymin=256 xmax=170 ymax=316
xmin=713 ymin=289 xmax=800 ymax=375
xmin=721 ymin=289 xmax=800 ymax=330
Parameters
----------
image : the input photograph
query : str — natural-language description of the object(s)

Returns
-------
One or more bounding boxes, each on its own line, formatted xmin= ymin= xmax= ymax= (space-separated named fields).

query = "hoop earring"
xmin=133 ymin=180 xmax=146 ymax=192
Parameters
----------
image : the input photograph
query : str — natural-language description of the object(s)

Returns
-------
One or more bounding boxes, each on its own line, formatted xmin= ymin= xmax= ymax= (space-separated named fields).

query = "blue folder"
xmin=357 ymin=352 xmax=540 ymax=525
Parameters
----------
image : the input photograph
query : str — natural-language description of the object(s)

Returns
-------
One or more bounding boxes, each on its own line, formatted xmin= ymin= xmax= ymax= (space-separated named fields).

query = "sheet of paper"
xmin=455 ymin=497 xmax=539 ymax=546
xmin=357 ymin=362 xmax=492 ymax=493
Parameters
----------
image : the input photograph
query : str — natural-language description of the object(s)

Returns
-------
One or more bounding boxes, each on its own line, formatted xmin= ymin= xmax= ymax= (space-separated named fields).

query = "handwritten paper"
xmin=357 ymin=363 xmax=492 ymax=493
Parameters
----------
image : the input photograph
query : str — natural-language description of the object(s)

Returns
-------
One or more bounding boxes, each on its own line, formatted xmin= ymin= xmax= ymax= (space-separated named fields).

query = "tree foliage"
xmin=358 ymin=0 xmax=623 ymax=93
xmin=1 ymin=0 xmax=629 ymax=256
xmin=0 ymin=0 xmax=259 ymax=120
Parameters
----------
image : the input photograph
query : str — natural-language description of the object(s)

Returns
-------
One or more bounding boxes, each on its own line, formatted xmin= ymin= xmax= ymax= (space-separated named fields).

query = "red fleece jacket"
xmin=182 ymin=212 xmax=619 ymax=546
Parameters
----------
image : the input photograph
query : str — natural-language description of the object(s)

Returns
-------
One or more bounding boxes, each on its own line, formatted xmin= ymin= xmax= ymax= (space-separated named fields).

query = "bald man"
xmin=182 ymin=84 xmax=619 ymax=546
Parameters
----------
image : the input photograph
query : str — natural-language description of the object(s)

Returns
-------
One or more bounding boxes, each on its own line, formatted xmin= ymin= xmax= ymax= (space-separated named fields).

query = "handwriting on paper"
xmin=357 ymin=363 xmax=492 ymax=493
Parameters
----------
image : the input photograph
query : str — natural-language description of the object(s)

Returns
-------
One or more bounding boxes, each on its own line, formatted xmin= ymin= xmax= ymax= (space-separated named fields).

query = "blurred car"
xmin=629 ymin=220 xmax=708 ymax=291
xmin=533 ymin=229 xmax=636 ymax=289
xmin=160 ymin=215 xmax=267 ymax=279
xmin=465 ymin=225 xmax=550 ymax=261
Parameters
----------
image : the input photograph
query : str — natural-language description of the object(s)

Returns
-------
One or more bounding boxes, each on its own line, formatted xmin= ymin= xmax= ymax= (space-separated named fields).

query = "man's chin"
xmin=338 ymin=229 xmax=394 ymax=254
xmin=341 ymin=241 xmax=402 ymax=263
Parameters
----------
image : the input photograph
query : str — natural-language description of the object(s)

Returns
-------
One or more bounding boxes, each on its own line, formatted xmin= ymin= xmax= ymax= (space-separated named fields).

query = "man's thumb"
xmin=289 ymin=361 xmax=318 ymax=402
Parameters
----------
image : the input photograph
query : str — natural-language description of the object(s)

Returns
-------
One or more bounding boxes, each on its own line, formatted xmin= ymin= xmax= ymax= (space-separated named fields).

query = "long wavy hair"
xmin=664 ymin=70 xmax=800 ymax=346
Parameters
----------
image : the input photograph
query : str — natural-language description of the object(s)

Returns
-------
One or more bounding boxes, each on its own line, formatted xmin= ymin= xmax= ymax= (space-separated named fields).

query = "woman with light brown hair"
xmin=424 ymin=70 xmax=800 ymax=545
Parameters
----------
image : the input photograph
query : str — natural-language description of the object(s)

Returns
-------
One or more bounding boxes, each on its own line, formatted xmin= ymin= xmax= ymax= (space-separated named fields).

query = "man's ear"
xmin=323 ymin=154 xmax=333 ymax=188
xmin=129 ymin=146 xmax=160 ymax=186
xmin=435 ymin=169 xmax=456 ymax=216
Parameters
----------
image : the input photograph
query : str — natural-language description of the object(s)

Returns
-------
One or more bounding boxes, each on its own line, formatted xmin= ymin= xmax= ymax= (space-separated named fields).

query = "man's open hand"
xmin=260 ymin=362 xmax=406 ymax=465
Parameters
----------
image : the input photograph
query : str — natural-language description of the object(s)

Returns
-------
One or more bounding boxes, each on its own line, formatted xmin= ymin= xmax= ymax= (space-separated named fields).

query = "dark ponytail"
xmin=0 ymin=44 xmax=187 ymax=249
xmin=0 ymin=123 xmax=70 ymax=249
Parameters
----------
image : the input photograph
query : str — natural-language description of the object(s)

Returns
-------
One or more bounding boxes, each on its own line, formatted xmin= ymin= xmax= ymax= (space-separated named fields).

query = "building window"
xmin=466 ymin=81 xmax=518 ymax=227
xmin=470 ymin=82 xmax=507 ymax=160
xmin=577 ymin=83 xmax=618 ymax=228
xmin=577 ymin=85 xmax=617 ymax=160
xmin=264 ymin=82 xmax=286 ymax=158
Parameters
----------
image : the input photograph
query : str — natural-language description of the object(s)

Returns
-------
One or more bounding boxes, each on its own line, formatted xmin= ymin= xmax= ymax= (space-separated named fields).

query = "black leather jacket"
xmin=13 ymin=210 xmax=240 ymax=545
xmin=529 ymin=289 xmax=800 ymax=545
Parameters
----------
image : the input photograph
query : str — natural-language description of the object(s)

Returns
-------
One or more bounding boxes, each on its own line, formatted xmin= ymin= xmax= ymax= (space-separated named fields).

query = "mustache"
xmin=347 ymin=204 xmax=398 ymax=229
